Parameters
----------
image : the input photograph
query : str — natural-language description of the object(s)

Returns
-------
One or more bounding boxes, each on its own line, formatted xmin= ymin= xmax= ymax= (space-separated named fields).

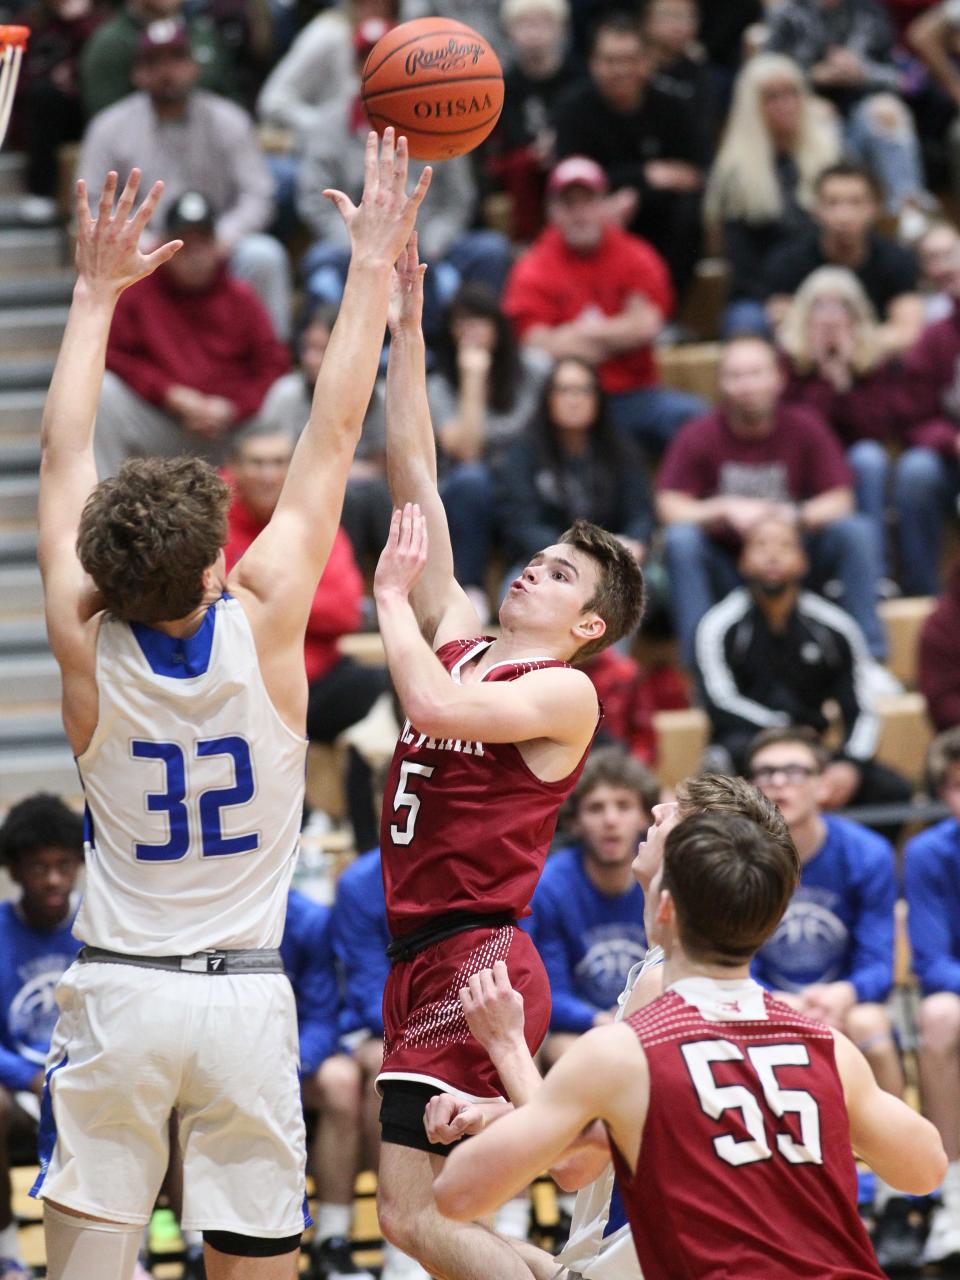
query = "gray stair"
xmin=0 ymin=524 xmax=37 ymax=564
xmin=0 ymin=709 xmax=64 ymax=747
xmin=0 ymin=436 xmax=40 ymax=472
xmin=0 ymin=746 xmax=78 ymax=807
xmin=0 ymin=228 xmax=63 ymax=275
xmin=0 ymin=614 xmax=46 ymax=653
xmin=0 ymin=474 xmax=39 ymax=520
xmin=0 ymin=356 xmax=55 ymax=391
xmin=0 ymin=390 xmax=44 ymax=435
xmin=0 ymin=305 xmax=68 ymax=355
xmin=0 ymin=272 xmax=73 ymax=308
xmin=0 ymin=653 xmax=60 ymax=702
xmin=0 ymin=564 xmax=43 ymax=613
xmin=0 ymin=153 xmax=26 ymax=197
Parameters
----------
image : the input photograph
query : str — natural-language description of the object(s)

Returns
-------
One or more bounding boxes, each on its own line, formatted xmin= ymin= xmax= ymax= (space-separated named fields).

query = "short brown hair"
xmin=745 ymin=726 xmax=830 ymax=774
xmin=928 ymin=726 xmax=960 ymax=793
xmin=78 ymin=457 xmax=230 ymax=624
xmin=662 ymin=810 xmax=798 ymax=965
xmin=569 ymin=745 xmax=660 ymax=816
xmin=560 ymin=520 xmax=645 ymax=662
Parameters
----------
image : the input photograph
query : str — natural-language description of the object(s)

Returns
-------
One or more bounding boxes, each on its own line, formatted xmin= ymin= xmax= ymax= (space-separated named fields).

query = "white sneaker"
xmin=923 ymin=1201 xmax=960 ymax=1263
xmin=380 ymin=1243 xmax=432 ymax=1280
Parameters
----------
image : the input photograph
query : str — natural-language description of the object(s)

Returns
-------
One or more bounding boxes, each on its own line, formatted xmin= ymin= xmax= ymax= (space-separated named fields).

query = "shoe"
xmin=309 ymin=1235 xmax=375 ymax=1279
xmin=924 ymin=1200 xmax=960 ymax=1264
xmin=182 ymin=1243 xmax=206 ymax=1279
xmin=380 ymin=1245 xmax=432 ymax=1280
xmin=872 ymin=1197 xmax=924 ymax=1271
xmin=0 ymin=1259 xmax=33 ymax=1280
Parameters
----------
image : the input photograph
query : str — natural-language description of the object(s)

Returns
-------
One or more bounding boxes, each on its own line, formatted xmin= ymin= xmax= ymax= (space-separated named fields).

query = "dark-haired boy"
xmin=0 ymin=795 xmax=83 ymax=1280
xmin=371 ymin=239 xmax=645 ymax=1280
xmin=434 ymin=811 xmax=945 ymax=1278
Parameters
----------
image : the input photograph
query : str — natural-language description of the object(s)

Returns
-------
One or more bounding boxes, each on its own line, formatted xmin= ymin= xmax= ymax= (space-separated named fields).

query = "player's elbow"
xmin=901 ymin=1129 xmax=949 ymax=1194
xmin=432 ymin=1169 xmax=479 ymax=1222
xmin=405 ymin=690 xmax=461 ymax=741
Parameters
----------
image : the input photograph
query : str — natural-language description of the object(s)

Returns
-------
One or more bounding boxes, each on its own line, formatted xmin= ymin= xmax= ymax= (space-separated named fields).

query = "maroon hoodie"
xmin=918 ymin=558 xmax=960 ymax=732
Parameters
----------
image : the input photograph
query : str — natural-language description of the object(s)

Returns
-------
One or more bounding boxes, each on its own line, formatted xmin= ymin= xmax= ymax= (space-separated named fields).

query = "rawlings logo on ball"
xmin=404 ymin=37 xmax=485 ymax=76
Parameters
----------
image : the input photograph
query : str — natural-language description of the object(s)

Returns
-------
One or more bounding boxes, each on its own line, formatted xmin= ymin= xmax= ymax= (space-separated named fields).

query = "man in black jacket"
xmin=694 ymin=515 xmax=911 ymax=813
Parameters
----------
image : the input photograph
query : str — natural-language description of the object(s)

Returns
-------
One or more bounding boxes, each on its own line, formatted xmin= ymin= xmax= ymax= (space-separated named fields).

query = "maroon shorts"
xmin=377 ymin=924 xmax=551 ymax=1100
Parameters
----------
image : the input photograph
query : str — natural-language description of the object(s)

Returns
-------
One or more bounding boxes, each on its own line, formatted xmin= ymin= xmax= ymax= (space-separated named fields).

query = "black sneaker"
xmin=872 ymin=1197 xmax=925 ymax=1273
xmin=309 ymin=1236 xmax=376 ymax=1280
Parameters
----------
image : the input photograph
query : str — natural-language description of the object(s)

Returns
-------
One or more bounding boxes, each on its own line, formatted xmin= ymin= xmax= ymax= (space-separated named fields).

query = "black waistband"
xmin=78 ymin=946 xmax=284 ymax=974
xmin=386 ymin=911 xmax=516 ymax=963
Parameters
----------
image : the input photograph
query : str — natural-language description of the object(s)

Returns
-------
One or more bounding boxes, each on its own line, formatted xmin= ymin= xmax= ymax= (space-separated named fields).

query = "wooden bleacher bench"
xmin=655 ymin=343 xmax=721 ymax=404
xmin=878 ymin=597 xmax=935 ymax=690
xmin=874 ymin=692 xmax=932 ymax=785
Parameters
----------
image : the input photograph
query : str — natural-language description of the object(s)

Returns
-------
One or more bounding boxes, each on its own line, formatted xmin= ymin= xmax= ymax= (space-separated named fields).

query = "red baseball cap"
xmin=547 ymin=156 xmax=609 ymax=197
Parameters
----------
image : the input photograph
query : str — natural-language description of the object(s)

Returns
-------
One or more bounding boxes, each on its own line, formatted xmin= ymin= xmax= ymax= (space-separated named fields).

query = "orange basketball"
xmin=361 ymin=18 xmax=504 ymax=161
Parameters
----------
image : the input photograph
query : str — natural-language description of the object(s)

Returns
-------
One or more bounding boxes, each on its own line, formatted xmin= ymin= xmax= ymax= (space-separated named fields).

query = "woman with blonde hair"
xmin=779 ymin=265 xmax=903 ymax=577
xmin=706 ymin=52 xmax=841 ymax=335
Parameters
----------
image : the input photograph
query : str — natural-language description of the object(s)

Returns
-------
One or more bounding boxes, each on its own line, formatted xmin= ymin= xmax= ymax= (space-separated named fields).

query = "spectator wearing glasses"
xmin=694 ymin=515 xmax=911 ymax=813
xmin=747 ymin=726 xmax=919 ymax=1272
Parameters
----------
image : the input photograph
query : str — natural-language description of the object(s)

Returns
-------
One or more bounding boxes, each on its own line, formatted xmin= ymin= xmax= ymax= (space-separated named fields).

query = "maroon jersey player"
xmin=435 ymin=810 xmax=946 ymax=1279
xmin=371 ymin=235 xmax=645 ymax=1280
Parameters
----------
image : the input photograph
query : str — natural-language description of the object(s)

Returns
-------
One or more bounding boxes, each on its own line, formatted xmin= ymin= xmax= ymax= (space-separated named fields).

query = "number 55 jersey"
xmin=613 ymin=977 xmax=884 ymax=1280
xmin=75 ymin=594 xmax=307 ymax=955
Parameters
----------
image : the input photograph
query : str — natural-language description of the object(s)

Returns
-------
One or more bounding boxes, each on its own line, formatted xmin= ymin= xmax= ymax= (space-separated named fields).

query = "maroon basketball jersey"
xmin=380 ymin=637 xmax=596 ymax=938
xmin=611 ymin=978 xmax=884 ymax=1280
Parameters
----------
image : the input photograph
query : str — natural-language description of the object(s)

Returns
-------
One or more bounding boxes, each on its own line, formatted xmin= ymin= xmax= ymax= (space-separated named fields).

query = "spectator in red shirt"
xmin=502 ymin=155 xmax=706 ymax=457
xmin=225 ymin=428 xmax=388 ymax=848
xmin=94 ymin=190 xmax=290 ymax=478
xmin=918 ymin=557 xmax=960 ymax=731
xmin=656 ymin=335 xmax=885 ymax=666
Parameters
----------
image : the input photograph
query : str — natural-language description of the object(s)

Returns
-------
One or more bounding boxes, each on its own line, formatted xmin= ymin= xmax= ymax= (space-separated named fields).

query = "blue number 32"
xmin=131 ymin=735 xmax=259 ymax=862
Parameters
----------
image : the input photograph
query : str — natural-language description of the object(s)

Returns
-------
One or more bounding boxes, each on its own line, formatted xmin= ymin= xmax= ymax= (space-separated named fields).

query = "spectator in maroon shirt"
xmin=778 ymin=265 xmax=904 ymax=578
xmin=656 ymin=335 xmax=885 ymax=666
xmin=224 ymin=429 xmax=388 ymax=848
xmin=919 ymin=557 xmax=960 ymax=730
xmin=503 ymin=155 xmax=706 ymax=457
xmin=93 ymin=190 xmax=289 ymax=478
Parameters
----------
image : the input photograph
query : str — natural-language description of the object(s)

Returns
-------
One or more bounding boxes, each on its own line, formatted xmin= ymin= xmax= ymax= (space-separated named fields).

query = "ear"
xmin=573 ymin=612 xmax=606 ymax=646
xmin=655 ymin=887 xmax=674 ymax=928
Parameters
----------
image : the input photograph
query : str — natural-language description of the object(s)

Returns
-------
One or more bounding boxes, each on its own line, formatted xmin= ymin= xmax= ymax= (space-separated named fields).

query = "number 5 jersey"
xmin=612 ymin=977 xmax=884 ymax=1280
xmin=74 ymin=595 xmax=307 ymax=955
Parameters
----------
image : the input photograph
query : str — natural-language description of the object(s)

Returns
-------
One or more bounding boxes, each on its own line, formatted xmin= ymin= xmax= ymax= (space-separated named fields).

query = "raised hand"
xmin=374 ymin=503 xmax=428 ymax=601
xmin=324 ymin=128 xmax=431 ymax=267
xmin=75 ymin=170 xmax=182 ymax=298
xmin=387 ymin=232 xmax=427 ymax=336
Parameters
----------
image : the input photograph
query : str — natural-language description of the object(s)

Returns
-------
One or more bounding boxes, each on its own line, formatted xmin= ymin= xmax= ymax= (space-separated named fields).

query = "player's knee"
xmin=918 ymin=992 xmax=960 ymax=1053
xmin=844 ymin=1002 xmax=892 ymax=1045
xmin=317 ymin=1053 xmax=363 ymax=1117
xmin=377 ymin=1195 xmax=422 ymax=1254
xmin=203 ymin=1229 xmax=301 ymax=1258
xmin=354 ymin=1037 xmax=385 ymax=1080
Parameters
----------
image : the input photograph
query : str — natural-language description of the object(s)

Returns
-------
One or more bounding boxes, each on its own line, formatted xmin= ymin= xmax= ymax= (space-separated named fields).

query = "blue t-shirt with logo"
xmin=0 ymin=900 xmax=81 ymax=1092
xmin=530 ymin=846 xmax=646 ymax=1034
xmin=752 ymin=815 xmax=895 ymax=1003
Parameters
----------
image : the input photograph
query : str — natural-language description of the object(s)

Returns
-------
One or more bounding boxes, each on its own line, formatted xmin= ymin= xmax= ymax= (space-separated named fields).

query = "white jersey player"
xmin=34 ymin=147 xmax=428 ymax=1280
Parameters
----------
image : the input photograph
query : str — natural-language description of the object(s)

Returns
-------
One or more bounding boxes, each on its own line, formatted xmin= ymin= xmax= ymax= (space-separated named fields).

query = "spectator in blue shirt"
xmin=531 ymin=748 xmax=659 ymax=1069
xmin=904 ymin=727 xmax=960 ymax=1267
xmin=747 ymin=726 xmax=914 ymax=1269
xmin=0 ymin=794 xmax=83 ymax=1280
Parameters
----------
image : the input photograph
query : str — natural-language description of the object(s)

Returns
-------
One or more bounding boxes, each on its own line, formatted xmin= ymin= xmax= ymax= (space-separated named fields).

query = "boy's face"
xmin=13 ymin=846 xmax=81 ymax=927
xmin=632 ymin=800 xmax=680 ymax=891
xmin=576 ymin=783 xmax=650 ymax=868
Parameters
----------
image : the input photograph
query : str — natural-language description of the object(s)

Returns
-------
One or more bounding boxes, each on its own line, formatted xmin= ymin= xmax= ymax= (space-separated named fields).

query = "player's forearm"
xmin=40 ymin=281 xmax=117 ymax=459
xmin=485 ymin=1036 xmax=543 ymax=1108
xmin=386 ymin=328 xmax=439 ymax=495
xmin=376 ymin=588 xmax=463 ymax=726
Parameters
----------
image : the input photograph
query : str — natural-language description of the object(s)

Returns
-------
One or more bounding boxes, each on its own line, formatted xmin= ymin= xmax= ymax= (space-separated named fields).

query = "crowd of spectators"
xmin=12 ymin=0 xmax=960 ymax=1275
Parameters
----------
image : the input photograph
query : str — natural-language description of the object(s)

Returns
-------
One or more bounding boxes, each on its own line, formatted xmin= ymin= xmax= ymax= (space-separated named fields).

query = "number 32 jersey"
xmin=380 ymin=637 xmax=596 ymax=939
xmin=75 ymin=595 xmax=307 ymax=956
xmin=612 ymin=978 xmax=884 ymax=1280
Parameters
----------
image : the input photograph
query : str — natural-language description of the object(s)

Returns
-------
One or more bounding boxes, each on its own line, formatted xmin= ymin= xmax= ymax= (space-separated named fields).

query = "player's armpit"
xmin=406 ymin=663 xmax=599 ymax=749
xmin=833 ymin=1031 xmax=946 ymax=1194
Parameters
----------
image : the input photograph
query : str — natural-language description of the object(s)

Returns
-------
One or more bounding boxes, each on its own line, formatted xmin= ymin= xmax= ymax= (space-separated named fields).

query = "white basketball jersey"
xmin=75 ymin=594 xmax=307 ymax=955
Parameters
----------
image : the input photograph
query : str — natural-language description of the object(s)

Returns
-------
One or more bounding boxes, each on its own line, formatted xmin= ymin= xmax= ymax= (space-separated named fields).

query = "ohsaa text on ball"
xmin=403 ymin=39 xmax=485 ymax=76
xmin=412 ymin=92 xmax=494 ymax=119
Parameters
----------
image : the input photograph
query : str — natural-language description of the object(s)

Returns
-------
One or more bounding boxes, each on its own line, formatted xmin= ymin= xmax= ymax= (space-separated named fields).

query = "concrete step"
xmin=0 ymin=229 xmax=64 ymax=276
xmin=0 ymin=435 xmax=40 ymax=472
xmin=0 ymin=653 xmax=60 ymax=702
xmin=0 ymin=194 xmax=60 ymax=231
xmin=0 ymin=709 xmax=65 ymax=748
xmin=0 ymin=526 xmax=37 ymax=565
xmin=0 ymin=272 xmax=73 ymax=308
xmin=0 ymin=306 xmax=68 ymax=356
xmin=0 ymin=475 xmax=39 ymax=521
xmin=0 ymin=390 xmax=45 ymax=436
xmin=0 ymin=613 xmax=46 ymax=653
xmin=0 ymin=565 xmax=43 ymax=614
xmin=0 ymin=153 xmax=27 ymax=198
xmin=0 ymin=746 xmax=77 ymax=807
xmin=0 ymin=356 xmax=55 ymax=392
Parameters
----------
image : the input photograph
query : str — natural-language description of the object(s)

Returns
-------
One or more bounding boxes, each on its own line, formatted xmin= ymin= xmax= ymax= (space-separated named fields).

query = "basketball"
xmin=361 ymin=18 xmax=504 ymax=161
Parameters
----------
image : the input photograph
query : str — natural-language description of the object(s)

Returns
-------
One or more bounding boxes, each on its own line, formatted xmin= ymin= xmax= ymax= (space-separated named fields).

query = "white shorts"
xmin=30 ymin=959 xmax=308 ymax=1237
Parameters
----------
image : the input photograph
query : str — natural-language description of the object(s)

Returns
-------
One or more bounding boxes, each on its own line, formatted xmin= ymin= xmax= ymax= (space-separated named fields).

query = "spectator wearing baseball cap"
xmin=503 ymin=154 xmax=707 ymax=458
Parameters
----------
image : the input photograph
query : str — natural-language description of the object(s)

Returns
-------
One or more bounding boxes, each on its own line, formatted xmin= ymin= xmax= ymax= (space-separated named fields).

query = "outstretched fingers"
xmin=406 ymin=164 xmax=432 ymax=216
xmin=74 ymin=178 xmax=93 ymax=237
xmin=378 ymin=126 xmax=396 ymax=195
xmin=363 ymin=128 xmax=380 ymax=200
xmin=114 ymin=168 xmax=142 ymax=224
xmin=142 ymin=238 xmax=183 ymax=270
xmin=97 ymin=171 xmax=118 ymax=223
xmin=131 ymin=178 xmax=166 ymax=238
